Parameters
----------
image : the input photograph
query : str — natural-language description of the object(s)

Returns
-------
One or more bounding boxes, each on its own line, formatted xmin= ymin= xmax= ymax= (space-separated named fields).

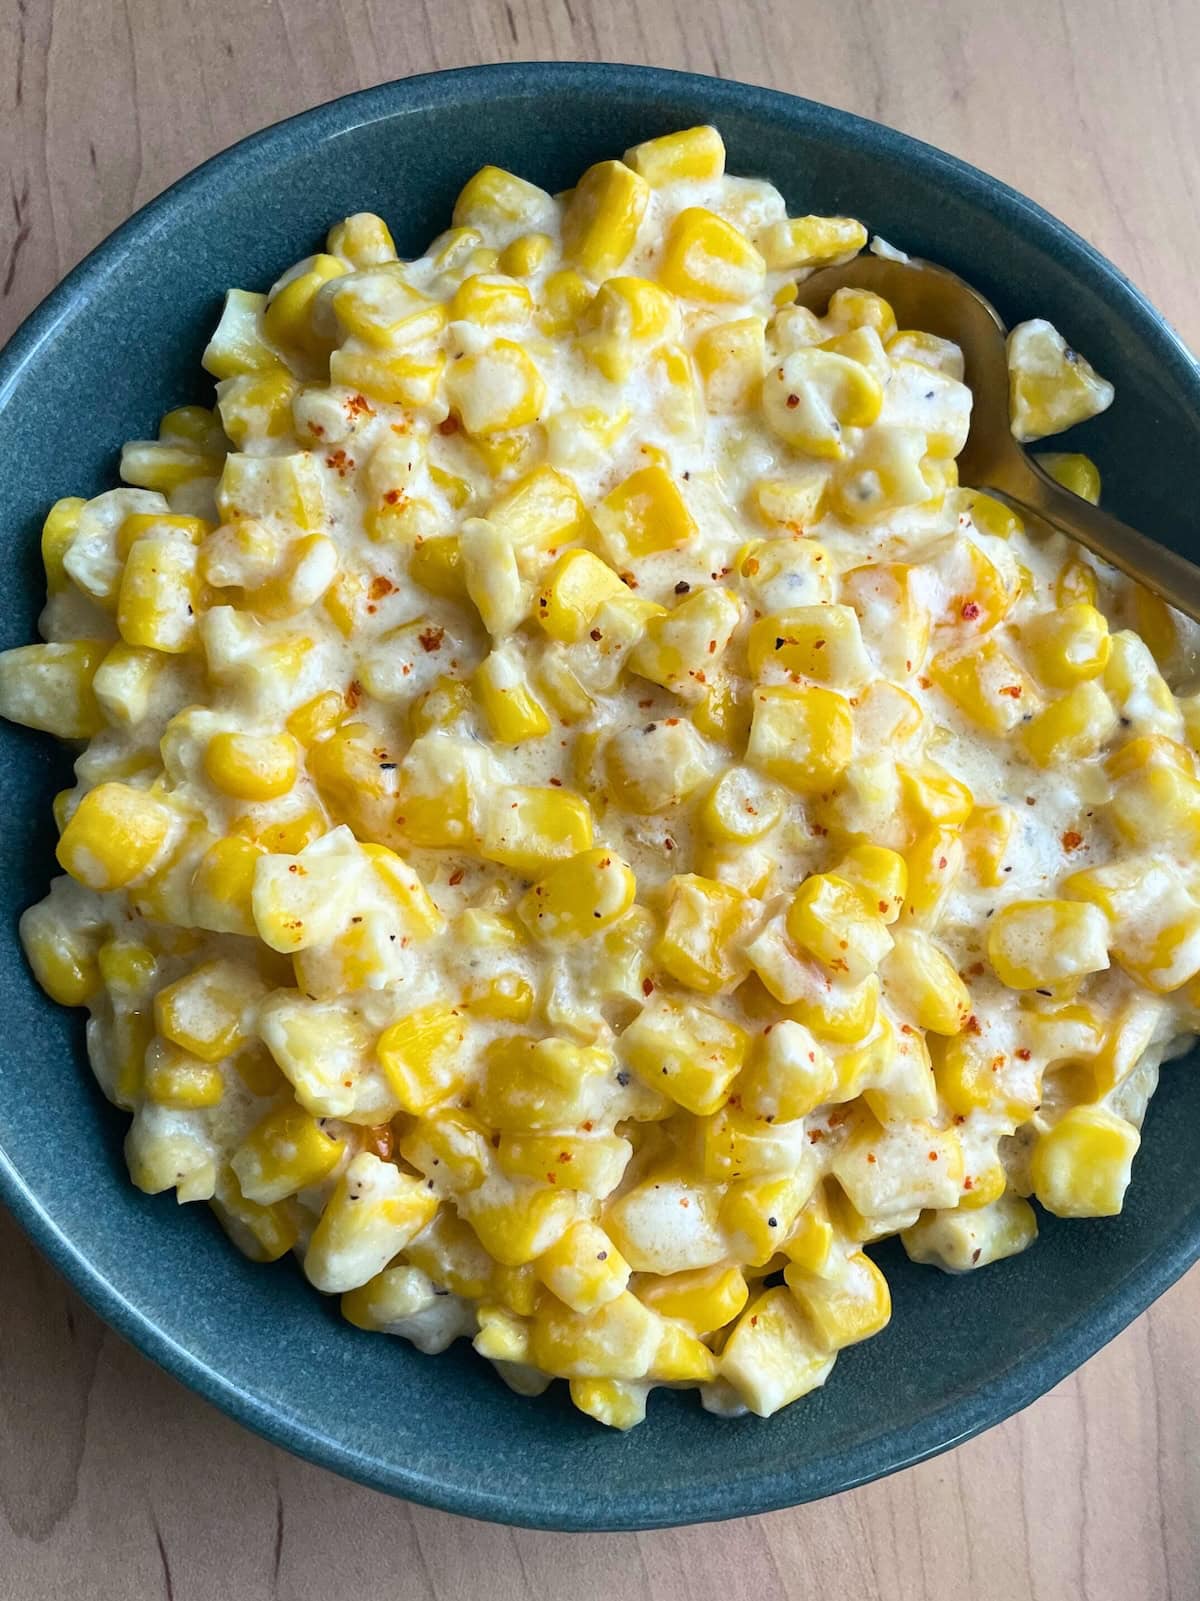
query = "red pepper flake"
xmin=928 ymin=1151 xmax=939 ymax=1161
xmin=448 ymin=868 xmax=465 ymax=886
xmin=963 ymin=1175 xmax=974 ymax=1191
xmin=546 ymin=1172 xmax=557 ymax=1184
xmin=918 ymin=675 xmax=932 ymax=690
xmin=866 ymin=1152 xmax=877 ymax=1164
xmin=999 ymin=684 xmax=1023 ymax=698
xmin=345 ymin=679 xmax=363 ymax=708
xmin=878 ymin=900 xmax=889 ymax=914
xmin=549 ymin=776 xmax=562 ymax=787
xmin=1061 ymin=830 xmax=1083 ymax=850
xmin=964 ymin=1014 xmax=981 ymax=1035
xmin=967 ymin=961 xmax=986 ymax=977
xmin=437 ymin=416 xmax=460 ymax=435
xmin=785 ymin=394 xmax=800 ymax=409
xmin=369 ymin=575 xmax=396 ymax=600
xmin=642 ymin=978 xmax=655 ymax=996
xmin=418 ymin=626 xmax=445 ymax=653
xmin=325 ymin=449 xmax=355 ymax=476
xmin=972 ymin=1247 xmax=982 ymax=1264
xmin=383 ymin=488 xmax=406 ymax=506
xmin=590 ymin=627 xmax=603 ymax=642
xmin=961 ymin=600 xmax=981 ymax=620
xmin=808 ymin=1128 xmax=825 ymax=1143
xmin=1025 ymin=795 xmax=1037 ymax=806
xmin=346 ymin=393 xmax=373 ymax=418
xmin=1016 ymin=1047 xmax=1032 ymax=1061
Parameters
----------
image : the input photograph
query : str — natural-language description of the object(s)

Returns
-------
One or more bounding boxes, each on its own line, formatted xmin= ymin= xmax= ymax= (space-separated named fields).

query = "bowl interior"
xmin=1 ymin=63 xmax=1198 ymax=1531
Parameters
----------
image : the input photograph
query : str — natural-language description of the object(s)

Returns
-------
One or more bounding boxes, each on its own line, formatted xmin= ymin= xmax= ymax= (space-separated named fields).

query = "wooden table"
xmin=3 ymin=2 xmax=1199 ymax=1595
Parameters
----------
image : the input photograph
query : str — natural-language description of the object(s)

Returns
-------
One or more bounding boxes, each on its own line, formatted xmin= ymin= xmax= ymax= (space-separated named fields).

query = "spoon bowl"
xmin=794 ymin=255 xmax=1200 ymax=621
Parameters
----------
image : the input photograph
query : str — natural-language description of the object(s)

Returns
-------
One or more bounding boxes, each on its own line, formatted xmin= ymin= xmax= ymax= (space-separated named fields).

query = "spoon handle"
xmin=1003 ymin=460 xmax=1200 ymax=625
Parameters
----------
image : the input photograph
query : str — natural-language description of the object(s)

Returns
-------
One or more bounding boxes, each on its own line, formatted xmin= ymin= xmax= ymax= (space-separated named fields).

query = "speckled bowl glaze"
xmin=1 ymin=62 xmax=1197 ymax=1533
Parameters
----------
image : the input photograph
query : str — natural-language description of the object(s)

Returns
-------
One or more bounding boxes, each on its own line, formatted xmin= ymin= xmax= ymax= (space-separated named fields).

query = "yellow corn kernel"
xmin=453 ymin=166 xmax=555 ymax=235
xmin=124 ymin=1117 xmax=215 ymax=1200
xmin=693 ymin=676 xmax=752 ymax=749
xmin=739 ymin=1021 xmax=836 ymax=1122
xmin=56 ymin=782 xmax=172 ymax=891
xmin=534 ymin=549 xmax=626 ymax=642
xmin=444 ymin=338 xmax=546 ymax=437
xmin=325 ymin=211 xmax=397 ymax=267
xmin=1025 ymin=603 xmax=1111 ymax=687
xmin=203 ymin=731 xmax=299 ymax=801
xmin=718 ymin=1286 xmax=835 ymax=1417
xmin=202 ymin=288 xmax=283 ymax=380
xmin=764 ymin=347 xmax=883 ymax=459
xmin=451 ymin=272 xmax=533 ymax=328
xmin=1055 ymin=554 xmax=1099 ymax=609
xmin=562 ymin=160 xmax=649 ymax=277
xmin=568 ymin=1378 xmax=648 ymax=1430
xmin=748 ymin=604 xmax=871 ymax=688
xmin=786 ymin=873 xmax=892 ymax=984
xmin=157 ymin=405 xmax=224 ymax=452
xmin=231 ymin=1103 xmax=345 ymax=1205
xmin=987 ymin=898 xmax=1110 ymax=990
xmin=1037 ymin=452 xmax=1101 ymax=503
xmin=653 ymin=874 xmax=751 ymax=996
xmin=91 ymin=642 xmax=163 ymax=729
xmin=497 ymin=1132 xmax=631 ymax=1199
xmin=621 ymin=997 xmax=748 ymax=1116
xmin=785 ymin=1250 xmax=890 ymax=1352
xmin=840 ymin=561 xmax=929 ymax=679
xmin=1022 ymin=680 xmax=1118 ymax=768
xmin=902 ymin=825 xmax=963 ymax=929
xmin=931 ymin=1024 xmax=1040 ymax=1123
xmin=377 ymin=1004 xmax=467 ymax=1115
xmin=500 ymin=232 xmax=554 ymax=277
xmin=962 ymin=805 xmax=1015 ymax=887
xmin=1064 ymin=859 xmax=1200 ymax=994
xmin=284 ymin=690 xmax=343 ymax=748
xmin=897 ymin=763 xmax=975 ymax=834
xmin=473 ymin=649 xmax=552 ymax=743
xmin=116 ymin=532 xmax=199 ymax=654
xmin=1007 ymin=319 xmax=1114 ymax=443
xmin=747 ymin=684 xmax=853 ymax=794
xmin=579 ymin=276 xmax=679 ymax=381
xmin=407 ymin=676 xmax=472 ymax=739
xmin=747 ymin=480 xmax=830 ymax=537
xmin=593 ymin=462 xmax=697 ymax=561
xmin=603 ymin=718 xmax=712 ymax=815
xmin=262 ymin=253 xmax=349 ymax=361
xmin=143 ymin=1039 xmax=225 ymax=1109
xmin=399 ymin=1109 xmax=492 ymax=1192
xmin=0 ymin=640 xmax=106 ymax=740
xmin=340 ymin=1264 xmax=443 ymax=1333
xmin=119 ymin=440 xmax=221 ymax=494
xmin=636 ymin=1264 xmax=747 ymax=1336
xmin=530 ymin=1289 xmax=661 ymax=1380
xmin=536 ymin=268 xmax=593 ymax=335
xmin=479 ymin=784 xmax=592 ymax=875
xmin=19 ymin=897 xmax=100 ymax=1007
xmin=698 ymin=767 xmax=783 ymax=846
xmin=1031 ymin=1106 xmax=1140 ymax=1218
xmin=238 ymin=808 xmax=326 ymax=858
xmin=1109 ymin=762 xmax=1200 ymax=854
xmin=517 ymin=848 xmax=636 ymax=942
xmin=903 ymin=1193 xmax=1037 ymax=1271
xmin=929 ymin=640 xmax=1037 ymax=736
xmin=720 ymin=1173 xmax=812 ymax=1267
xmin=190 ymin=835 xmax=264 ymax=937
xmin=624 ymin=125 xmax=725 ymax=183
xmin=466 ymin=1183 xmax=578 ymax=1268
xmin=305 ymin=1153 xmax=439 ymax=1295
xmin=487 ymin=465 xmax=588 ymax=552
xmin=328 ymin=347 xmax=445 ymax=408
xmin=308 ymin=721 xmax=403 ymax=846
xmin=757 ymin=214 xmax=867 ymax=270
xmin=883 ymin=926 xmax=970 ymax=1035
xmin=659 ymin=207 xmax=765 ymax=304
xmin=154 ymin=959 xmax=262 ymax=1062
xmin=535 ymin=1221 xmax=630 ymax=1314
xmin=1104 ymin=630 xmax=1182 ymax=738
xmin=834 ymin=844 xmax=907 ymax=925
xmin=779 ymin=1191 xmax=833 ymax=1275
xmin=694 ymin=315 xmax=766 ymax=413
xmin=629 ymin=587 xmax=742 ymax=695
xmin=217 ymin=370 xmax=298 ymax=449
xmin=334 ymin=273 xmax=441 ymax=349
xmin=403 ymin=538 xmax=464 ymax=609
xmin=885 ymin=328 xmax=965 ymax=380
xmin=210 ymin=1167 xmax=299 ymax=1263
xmin=40 ymin=497 xmax=87 ymax=593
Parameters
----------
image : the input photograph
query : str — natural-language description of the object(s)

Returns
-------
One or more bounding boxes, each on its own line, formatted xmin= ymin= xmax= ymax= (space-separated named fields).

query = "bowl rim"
xmin=2 ymin=58 xmax=1198 ymax=1532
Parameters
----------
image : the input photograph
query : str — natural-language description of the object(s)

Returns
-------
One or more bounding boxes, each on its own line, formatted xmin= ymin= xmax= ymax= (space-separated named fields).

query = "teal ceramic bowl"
xmin=1 ymin=62 xmax=1197 ymax=1532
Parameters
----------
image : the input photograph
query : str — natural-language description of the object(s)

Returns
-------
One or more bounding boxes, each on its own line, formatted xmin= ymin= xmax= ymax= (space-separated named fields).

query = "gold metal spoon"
xmin=792 ymin=255 xmax=1200 ymax=623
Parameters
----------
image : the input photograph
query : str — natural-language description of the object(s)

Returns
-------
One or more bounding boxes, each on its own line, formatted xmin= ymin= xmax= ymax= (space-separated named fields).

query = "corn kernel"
xmin=480 ymin=784 xmax=593 ymax=875
xmin=0 ymin=640 xmax=106 ymax=739
xmin=786 ymin=873 xmax=893 ymax=983
xmin=1031 ymin=1106 xmax=1140 ymax=1218
xmin=621 ymin=997 xmax=748 ymax=1116
xmin=785 ymin=1250 xmax=890 ymax=1351
xmin=143 ymin=1038 xmax=225 ymax=1108
xmin=56 ymin=782 xmax=173 ymax=891
xmin=987 ymin=899 xmax=1110 ymax=990
xmin=453 ymin=166 xmax=556 ymax=236
xmin=1007 ymin=319 xmax=1114 ymax=442
xmin=748 ymin=604 xmax=871 ymax=687
xmin=747 ymin=684 xmax=852 ymax=794
xmin=659 ymin=207 xmax=765 ymax=303
xmin=210 ymin=1167 xmax=299 ymax=1263
xmin=593 ymin=462 xmax=697 ymax=562
xmin=1022 ymin=680 xmax=1117 ymax=768
xmin=562 ymin=161 xmax=649 ymax=277
xmin=305 ymin=1152 xmax=438 ymax=1294
xmin=377 ymin=1004 xmax=468 ymax=1114
xmin=624 ymin=125 xmax=725 ymax=184
xmin=518 ymin=848 xmax=636 ymax=942
xmin=535 ymin=1221 xmax=630 ymax=1314
xmin=231 ymin=1103 xmax=346 ymax=1205
xmin=474 ymin=647 xmax=552 ymax=743
xmin=718 ymin=1286 xmax=835 ymax=1417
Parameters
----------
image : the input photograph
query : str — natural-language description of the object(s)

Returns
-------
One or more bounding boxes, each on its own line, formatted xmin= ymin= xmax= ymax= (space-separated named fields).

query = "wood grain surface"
xmin=3 ymin=1 xmax=1199 ymax=1596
